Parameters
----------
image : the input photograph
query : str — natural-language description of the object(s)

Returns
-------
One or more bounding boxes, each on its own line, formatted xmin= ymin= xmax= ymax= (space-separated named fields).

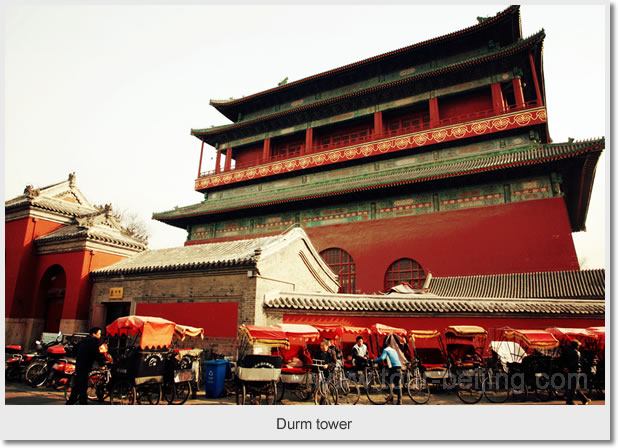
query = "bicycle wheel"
xmin=173 ymin=382 xmax=191 ymax=405
xmin=483 ymin=371 xmax=509 ymax=403
xmin=407 ymin=371 xmax=430 ymax=404
xmin=110 ymin=380 xmax=135 ymax=405
xmin=366 ymin=370 xmax=391 ymax=405
xmin=456 ymin=372 xmax=483 ymax=404
xmin=334 ymin=377 xmax=358 ymax=405
xmin=340 ymin=376 xmax=361 ymax=405
xmin=264 ymin=381 xmax=277 ymax=405
xmin=314 ymin=382 xmax=337 ymax=405
xmin=25 ymin=362 xmax=48 ymax=388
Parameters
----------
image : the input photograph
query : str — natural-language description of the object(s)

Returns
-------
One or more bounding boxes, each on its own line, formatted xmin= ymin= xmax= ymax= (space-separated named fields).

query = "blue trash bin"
xmin=204 ymin=359 xmax=229 ymax=398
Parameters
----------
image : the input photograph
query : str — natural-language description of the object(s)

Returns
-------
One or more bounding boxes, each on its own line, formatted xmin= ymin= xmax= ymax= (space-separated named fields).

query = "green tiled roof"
xmin=192 ymin=29 xmax=544 ymax=141
xmin=154 ymin=138 xmax=604 ymax=221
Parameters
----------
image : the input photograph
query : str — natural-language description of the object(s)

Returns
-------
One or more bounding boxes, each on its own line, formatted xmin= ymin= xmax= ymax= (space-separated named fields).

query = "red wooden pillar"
xmin=528 ymin=51 xmax=543 ymax=107
xmin=197 ymin=140 xmax=205 ymax=178
xmin=512 ymin=77 xmax=525 ymax=109
xmin=215 ymin=150 xmax=222 ymax=174
xmin=491 ymin=82 xmax=506 ymax=114
xmin=262 ymin=138 xmax=271 ymax=163
xmin=304 ymin=128 xmax=313 ymax=154
xmin=224 ymin=147 xmax=233 ymax=171
xmin=373 ymin=111 xmax=383 ymax=137
xmin=429 ymin=97 xmax=440 ymax=127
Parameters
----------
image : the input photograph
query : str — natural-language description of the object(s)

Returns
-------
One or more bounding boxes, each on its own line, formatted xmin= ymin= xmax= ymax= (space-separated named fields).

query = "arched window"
xmin=384 ymin=258 xmax=426 ymax=290
xmin=320 ymin=248 xmax=356 ymax=294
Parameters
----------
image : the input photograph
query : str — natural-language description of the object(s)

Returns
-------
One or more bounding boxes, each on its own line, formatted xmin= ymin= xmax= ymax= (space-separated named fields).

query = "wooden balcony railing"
xmin=199 ymin=100 xmax=540 ymax=178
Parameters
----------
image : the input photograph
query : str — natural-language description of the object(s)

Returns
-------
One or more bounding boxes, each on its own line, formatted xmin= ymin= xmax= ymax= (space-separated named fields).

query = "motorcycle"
xmin=5 ymin=345 xmax=37 ymax=382
xmin=24 ymin=333 xmax=76 ymax=388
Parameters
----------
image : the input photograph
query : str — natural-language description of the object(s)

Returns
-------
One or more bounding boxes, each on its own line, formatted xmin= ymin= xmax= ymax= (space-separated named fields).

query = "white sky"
xmin=4 ymin=3 xmax=608 ymax=269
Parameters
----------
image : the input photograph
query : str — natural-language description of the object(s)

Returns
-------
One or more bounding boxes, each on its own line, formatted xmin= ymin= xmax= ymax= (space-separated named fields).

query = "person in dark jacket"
xmin=313 ymin=339 xmax=337 ymax=380
xmin=562 ymin=339 xmax=590 ymax=405
xmin=66 ymin=327 xmax=104 ymax=405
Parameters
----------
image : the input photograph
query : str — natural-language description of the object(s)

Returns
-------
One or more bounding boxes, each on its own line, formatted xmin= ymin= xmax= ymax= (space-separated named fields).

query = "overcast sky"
xmin=4 ymin=3 xmax=607 ymax=269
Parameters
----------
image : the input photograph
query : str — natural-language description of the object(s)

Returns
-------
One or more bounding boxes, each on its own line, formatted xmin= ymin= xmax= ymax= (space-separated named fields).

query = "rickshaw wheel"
xmin=533 ymin=374 xmax=552 ymax=402
xmin=136 ymin=383 xmax=162 ymax=405
xmin=483 ymin=372 xmax=509 ymax=403
xmin=509 ymin=384 xmax=528 ymax=402
xmin=236 ymin=383 xmax=246 ymax=405
xmin=276 ymin=381 xmax=285 ymax=402
xmin=87 ymin=370 xmax=105 ymax=401
xmin=110 ymin=380 xmax=135 ymax=405
xmin=173 ymin=382 xmax=191 ymax=405
xmin=456 ymin=373 xmax=483 ymax=404
xmin=407 ymin=372 xmax=431 ymax=404
xmin=163 ymin=382 xmax=175 ymax=404
xmin=263 ymin=381 xmax=277 ymax=405
xmin=366 ymin=372 xmax=391 ymax=405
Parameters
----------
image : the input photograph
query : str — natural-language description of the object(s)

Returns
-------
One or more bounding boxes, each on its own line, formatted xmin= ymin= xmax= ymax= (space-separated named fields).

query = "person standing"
xmin=562 ymin=339 xmax=591 ymax=405
xmin=374 ymin=337 xmax=403 ymax=405
xmin=66 ymin=327 xmax=104 ymax=405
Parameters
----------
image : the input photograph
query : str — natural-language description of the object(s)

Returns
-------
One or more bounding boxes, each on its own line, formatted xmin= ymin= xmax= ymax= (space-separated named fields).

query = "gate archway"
xmin=39 ymin=265 xmax=66 ymax=333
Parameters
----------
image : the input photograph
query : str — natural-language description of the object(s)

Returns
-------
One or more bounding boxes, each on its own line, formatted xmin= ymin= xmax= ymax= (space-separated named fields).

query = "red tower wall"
xmin=305 ymin=197 xmax=579 ymax=293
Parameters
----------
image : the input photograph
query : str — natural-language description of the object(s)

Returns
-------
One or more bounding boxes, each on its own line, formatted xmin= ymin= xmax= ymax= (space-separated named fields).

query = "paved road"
xmin=4 ymin=382 xmax=603 ymax=406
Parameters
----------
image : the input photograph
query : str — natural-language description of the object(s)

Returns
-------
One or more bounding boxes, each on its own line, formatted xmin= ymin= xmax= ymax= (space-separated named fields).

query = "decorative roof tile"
xmin=90 ymin=234 xmax=280 ymax=277
xmin=264 ymin=291 xmax=604 ymax=316
xmin=428 ymin=269 xmax=605 ymax=299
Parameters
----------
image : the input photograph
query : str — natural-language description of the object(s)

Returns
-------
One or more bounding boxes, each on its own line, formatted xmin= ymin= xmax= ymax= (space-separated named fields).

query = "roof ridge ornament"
xmin=68 ymin=172 xmax=76 ymax=187
xmin=24 ymin=185 xmax=40 ymax=199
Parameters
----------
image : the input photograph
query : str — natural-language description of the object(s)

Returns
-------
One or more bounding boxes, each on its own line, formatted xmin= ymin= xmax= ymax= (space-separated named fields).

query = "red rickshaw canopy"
xmin=106 ymin=316 xmax=177 ymax=349
xmin=276 ymin=323 xmax=320 ymax=339
xmin=174 ymin=324 xmax=205 ymax=341
xmin=444 ymin=325 xmax=488 ymax=337
xmin=408 ymin=329 xmax=441 ymax=340
xmin=587 ymin=327 xmax=605 ymax=350
xmin=503 ymin=329 xmax=559 ymax=350
xmin=239 ymin=325 xmax=290 ymax=349
xmin=370 ymin=323 xmax=408 ymax=337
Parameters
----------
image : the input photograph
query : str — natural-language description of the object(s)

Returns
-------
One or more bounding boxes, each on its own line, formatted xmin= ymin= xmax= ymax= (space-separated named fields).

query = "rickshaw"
xmin=502 ymin=328 xmax=560 ymax=402
xmin=273 ymin=323 xmax=338 ymax=405
xmin=484 ymin=339 xmax=526 ymax=403
xmin=444 ymin=325 xmax=488 ymax=404
xmin=105 ymin=315 xmax=201 ymax=405
xmin=235 ymin=325 xmax=286 ymax=405
xmin=406 ymin=330 xmax=440 ymax=404
xmin=546 ymin=327 xmax=603 ymax=399
xmin=311 ymin=324 xmax=371 ymax=405
xmin=364 ymin=323 xmax=410 ymax=405
xmin=586 ymin=326 xmax=605 ymax=398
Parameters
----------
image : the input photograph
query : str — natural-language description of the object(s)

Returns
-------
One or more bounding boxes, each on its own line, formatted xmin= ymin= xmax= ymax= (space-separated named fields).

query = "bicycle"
xmin=312 ymin=362 xmax=338 ymax=405
xmin=362 ymin=361 xmax=392 ymax=405
xmin=404 ymin=360 xmax=430 ymax=404
xmin=329 ymin=364 xmax=360 ymax=405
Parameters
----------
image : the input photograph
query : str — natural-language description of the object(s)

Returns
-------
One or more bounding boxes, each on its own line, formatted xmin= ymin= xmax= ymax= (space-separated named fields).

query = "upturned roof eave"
xmin=207 ymin=5 xmax=521 ymax=120
xmin=191 ymin=29 xmax=543 ymax=143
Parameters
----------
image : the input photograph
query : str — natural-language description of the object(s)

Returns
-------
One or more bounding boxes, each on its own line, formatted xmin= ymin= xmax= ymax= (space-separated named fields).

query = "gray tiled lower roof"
xmin=428 ymin=269 xmax=605 ymax=299
xmin=91 ymin=234 xmax=282 ymax=276
xmin=35 ymin=224 xmax=147 ymax=251
xmin=264 ymin=292 xmax=604 ymax=316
